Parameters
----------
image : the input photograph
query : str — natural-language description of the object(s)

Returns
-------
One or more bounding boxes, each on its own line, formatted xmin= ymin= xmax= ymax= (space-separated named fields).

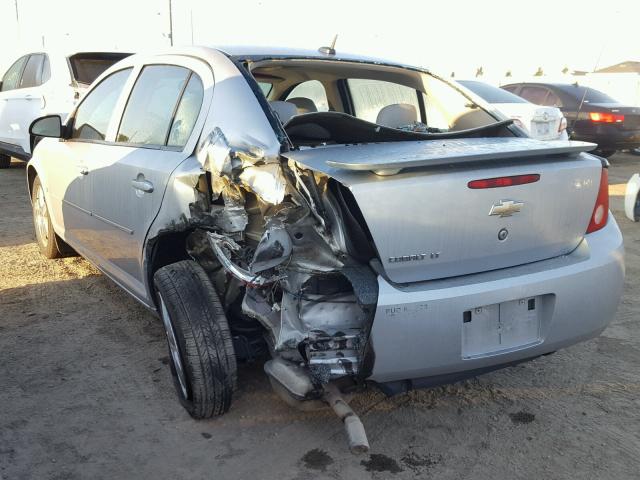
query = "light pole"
xmin=168 ymin=0 xmax=174 ymax=46
xmin=14 ymin=0 xmax=20 ymax=40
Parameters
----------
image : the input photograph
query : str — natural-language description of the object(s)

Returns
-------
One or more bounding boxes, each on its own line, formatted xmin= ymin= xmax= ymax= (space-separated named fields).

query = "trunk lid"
xmin=67 ymin=52 xmax=132 ymax=86
xmin=284 ymin=138 xmax=602 ymax=283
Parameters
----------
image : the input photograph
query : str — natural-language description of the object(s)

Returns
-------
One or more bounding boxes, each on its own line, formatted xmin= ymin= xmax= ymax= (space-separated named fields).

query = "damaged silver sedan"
xmin=27 ymin=46 xmax=624 ymax=453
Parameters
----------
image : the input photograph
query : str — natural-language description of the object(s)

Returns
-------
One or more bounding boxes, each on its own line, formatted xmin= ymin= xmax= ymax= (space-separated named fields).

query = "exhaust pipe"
xmin=323 ymin=383 xmax=370 ymax=455
xmin=264 ymin=358 xmax=370 ymax=454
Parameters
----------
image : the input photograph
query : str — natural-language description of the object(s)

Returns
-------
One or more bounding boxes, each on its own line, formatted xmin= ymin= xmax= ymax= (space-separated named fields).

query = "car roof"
xmin=216 ymin=45 xmax=398 ymax=63
xmin=144 ymin=45 xmax=430 ymax=73
xmin=503 ymin=81 xmax=595 ymax=92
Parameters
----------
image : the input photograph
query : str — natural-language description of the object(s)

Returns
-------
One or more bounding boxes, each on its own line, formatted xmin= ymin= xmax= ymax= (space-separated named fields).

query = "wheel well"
xmin=27 ymin=166 xmax=38 ymax=199
xmin=146 ymin=230 xmax=192 ymax=307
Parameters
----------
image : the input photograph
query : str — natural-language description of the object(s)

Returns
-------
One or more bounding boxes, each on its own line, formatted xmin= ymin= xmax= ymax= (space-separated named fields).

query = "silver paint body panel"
xmin=369 ymin=218 xmax=624 ymax=382
xmin=287 ymin=146 xmax=604 ymax=283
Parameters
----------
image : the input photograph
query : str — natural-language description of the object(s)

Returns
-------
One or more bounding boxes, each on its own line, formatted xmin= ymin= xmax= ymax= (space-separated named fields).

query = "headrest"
xmin=269 ymin=101 xmax=298 ymax=124
xmin=287 ymin=97 xmax=318 ymax=114
xmin=375 ymin=103 xmax=418 ymax=128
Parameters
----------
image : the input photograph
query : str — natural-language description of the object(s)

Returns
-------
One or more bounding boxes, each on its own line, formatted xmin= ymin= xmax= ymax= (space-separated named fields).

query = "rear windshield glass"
xmin=458 ymin=80 xmax=528 ymax=104
xmin=564 ymin=85 xmax=618 ymax=104
xmin=69 ymin=53 xmax=131 ymax=85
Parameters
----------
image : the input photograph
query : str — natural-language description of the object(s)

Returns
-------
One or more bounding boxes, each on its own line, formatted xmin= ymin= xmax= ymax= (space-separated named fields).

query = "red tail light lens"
xmin=589 ymin=112 xmax=624 ymax=123
xmin=468 ymin=174 xmax=540 ymax=189
xmin=586 ymin=168 xmax=609 ymax=234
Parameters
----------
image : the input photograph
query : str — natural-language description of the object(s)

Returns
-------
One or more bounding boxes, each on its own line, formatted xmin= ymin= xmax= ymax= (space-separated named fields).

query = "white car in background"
xmin=0 ymin=51 xmax=130 ymax=168
xmin=458 ymin=80 xmax=568 ymax=141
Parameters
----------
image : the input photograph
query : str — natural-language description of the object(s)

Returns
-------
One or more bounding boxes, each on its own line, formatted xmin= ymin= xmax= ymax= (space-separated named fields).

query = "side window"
xmin=347 ymin=79 xmax=419 ymax=123
xmin=286 ymin=80 xmax=329 ymax=112
xmin=1 ymin=56 xmax=28 ymax=92
xmin=117 ymin=65 xmax=191 ymax=146
xmin=519 ymin=86 xmax=549 ymax=106
xmin=167 ymin=74 xmax=204 ymax=147
xmin=19 ymin=54 xmax=45 ymax=88
xmin=542 ymin=90 xmax=562 ymax=107
xmin=501 ymin=85 xmax=519 ymax=94
xmin=72 ymin=68 xmax=132 ymax=140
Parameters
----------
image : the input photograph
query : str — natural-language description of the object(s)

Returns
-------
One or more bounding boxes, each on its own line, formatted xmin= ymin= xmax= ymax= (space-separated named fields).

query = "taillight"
xmin=468 ymin=174 xmax=540 ymax=189
xmin=586 ymin=168 xmax=609 ymax=234
xmin=589 ymin=112 xmax=624 ymax=123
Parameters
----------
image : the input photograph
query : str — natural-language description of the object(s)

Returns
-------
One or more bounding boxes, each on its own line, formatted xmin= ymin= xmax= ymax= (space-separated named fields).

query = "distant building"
xmin=585 ymin=61 xmax=640 ymax=106
xmin=596 ymin=61 xmax=640 ymax=74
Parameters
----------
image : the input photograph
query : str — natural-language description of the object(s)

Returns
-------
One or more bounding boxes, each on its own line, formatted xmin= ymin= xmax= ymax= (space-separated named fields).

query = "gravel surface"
xmin=1 ymin=154 xmax=639 ymax=479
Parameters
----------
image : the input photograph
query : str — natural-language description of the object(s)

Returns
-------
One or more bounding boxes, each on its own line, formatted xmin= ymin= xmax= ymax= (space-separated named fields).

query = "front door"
xmin=54 ymin=67 xmax=134 ymax=248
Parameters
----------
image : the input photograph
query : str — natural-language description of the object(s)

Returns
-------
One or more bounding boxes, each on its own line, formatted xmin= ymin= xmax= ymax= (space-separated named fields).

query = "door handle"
xmin=24 ymin=95 xmax=34 ymax=101
xmin=131 ymin=179 xmax=154 ymax=193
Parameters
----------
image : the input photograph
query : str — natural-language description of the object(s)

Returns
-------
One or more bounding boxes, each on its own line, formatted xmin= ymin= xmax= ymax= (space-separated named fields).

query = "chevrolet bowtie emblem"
xmin=489 ymin=199 xmax=524 ymax=217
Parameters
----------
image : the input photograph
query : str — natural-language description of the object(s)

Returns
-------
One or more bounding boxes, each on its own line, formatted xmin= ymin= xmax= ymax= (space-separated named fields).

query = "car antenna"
xmin=319 ymin=34 xmax=338 ymax=56
xmin=571 ymin=43 xmax=606 ymax=135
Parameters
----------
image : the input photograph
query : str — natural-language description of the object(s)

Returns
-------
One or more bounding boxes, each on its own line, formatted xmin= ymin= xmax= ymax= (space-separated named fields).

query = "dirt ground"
xmin=1 ymin=153 xmax=640 ymax=480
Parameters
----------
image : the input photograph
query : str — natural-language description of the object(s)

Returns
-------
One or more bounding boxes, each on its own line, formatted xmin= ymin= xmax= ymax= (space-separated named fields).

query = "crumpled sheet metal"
xmin=197 ymin=127 xmax=286 ymax=205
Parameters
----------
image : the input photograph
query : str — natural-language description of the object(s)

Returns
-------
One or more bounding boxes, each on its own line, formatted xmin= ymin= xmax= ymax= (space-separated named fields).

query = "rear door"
xmin=82 ymin=57 xmax=211 ymax=299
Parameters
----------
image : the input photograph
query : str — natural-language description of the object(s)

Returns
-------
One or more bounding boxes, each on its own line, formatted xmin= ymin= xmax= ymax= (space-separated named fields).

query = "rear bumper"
xmin=367 ymin=217 xmax=624 ymax=383
xmin=573 ymin=127 xmax=640 ymax=150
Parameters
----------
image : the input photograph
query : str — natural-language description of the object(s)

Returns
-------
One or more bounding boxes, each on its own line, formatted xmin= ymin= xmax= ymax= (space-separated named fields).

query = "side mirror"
xmin=30 ymin=115 xmax=64 ymax=138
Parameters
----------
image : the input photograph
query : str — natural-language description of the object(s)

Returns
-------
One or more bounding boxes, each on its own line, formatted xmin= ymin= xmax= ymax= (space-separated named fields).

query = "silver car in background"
xmin=27 ymin=46 xmax=624 ymax=452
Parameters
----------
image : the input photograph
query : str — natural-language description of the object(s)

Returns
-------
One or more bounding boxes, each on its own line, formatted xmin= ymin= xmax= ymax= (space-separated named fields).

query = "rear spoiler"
xmin=284 ymin=138 xmax=596 ymax=176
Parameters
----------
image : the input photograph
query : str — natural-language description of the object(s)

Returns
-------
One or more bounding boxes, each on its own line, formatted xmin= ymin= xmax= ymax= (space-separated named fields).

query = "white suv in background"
xmin=0 ymin=51 xmax=130 ymax=168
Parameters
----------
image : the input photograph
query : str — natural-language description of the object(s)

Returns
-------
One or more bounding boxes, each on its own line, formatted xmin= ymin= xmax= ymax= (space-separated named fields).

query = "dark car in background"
xmin=502 ymin=82 xmax=640 ymax=157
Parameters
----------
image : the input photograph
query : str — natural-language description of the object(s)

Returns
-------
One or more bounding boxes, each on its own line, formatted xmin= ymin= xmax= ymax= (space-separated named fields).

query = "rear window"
xmin=459 ymin=80 xmax=528 ymax=104
xmin=69 ymin=53 xmax=131 ymax=85
xmin=565 ymin=85 xmax=618 ymax=104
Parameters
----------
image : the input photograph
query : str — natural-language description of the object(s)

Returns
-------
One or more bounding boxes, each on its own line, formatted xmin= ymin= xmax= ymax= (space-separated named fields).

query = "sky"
xmin=0 ymin=0 xmax=638 ymax=80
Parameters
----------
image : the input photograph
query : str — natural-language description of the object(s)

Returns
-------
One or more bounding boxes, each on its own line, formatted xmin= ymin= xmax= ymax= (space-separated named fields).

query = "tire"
xmin=31 ymin=176 xmax=64 ymax=259
xmin=0 ymin=154 xmax=10 ymax=168
xmin=153 ymin=260 xmax=237 ymax=418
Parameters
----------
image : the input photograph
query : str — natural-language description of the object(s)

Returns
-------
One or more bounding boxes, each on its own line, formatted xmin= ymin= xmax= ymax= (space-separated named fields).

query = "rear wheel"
xmin=0 ymin=154 xmax=10 ymax=168
xmin=31 ymin=176 xmax=64 ymax=259
xmin=153 ymin=260 xmax=237 ymax=418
